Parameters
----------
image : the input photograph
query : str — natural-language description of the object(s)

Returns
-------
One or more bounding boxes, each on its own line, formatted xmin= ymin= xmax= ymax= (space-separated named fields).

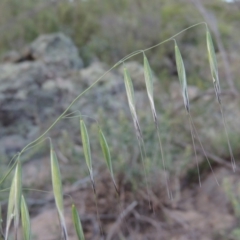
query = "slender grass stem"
xmin=156 ymin=128 xmax=171 ymax=198
xmin=189 ymin=114 xmax=219 ymax=185
xmin=187 ymin=113 xmax=201 ymax=187
xmin=219 ymin=104 xmax=236 ymax=171
xmin=91 ymin=182 xmax=104 ymax=237
xmin=137 ymin=137 xmax=153 ymax=213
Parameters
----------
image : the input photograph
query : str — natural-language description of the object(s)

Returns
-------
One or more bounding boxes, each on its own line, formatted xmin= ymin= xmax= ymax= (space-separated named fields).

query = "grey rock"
xmin=1 ymin=50 xmax=21 ymax=63
xmin=30 ymin=33 xmax=83 ymax=69
xmin=0 ymin=61 xmax=48 ymax=93
xmin=0 ymin=135 xmax=26 ymax=156
xmin=80 ymin=61 xmax=119 ymax=87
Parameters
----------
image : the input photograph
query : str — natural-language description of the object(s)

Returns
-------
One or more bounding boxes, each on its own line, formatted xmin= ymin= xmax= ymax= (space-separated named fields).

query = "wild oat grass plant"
xmin=0 ymin=22 xmax=237 ymax=240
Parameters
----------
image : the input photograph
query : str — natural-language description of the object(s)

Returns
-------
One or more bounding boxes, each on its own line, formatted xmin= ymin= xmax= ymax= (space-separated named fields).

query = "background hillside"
xmin=0 ymin=0 xmax=240 ymax=239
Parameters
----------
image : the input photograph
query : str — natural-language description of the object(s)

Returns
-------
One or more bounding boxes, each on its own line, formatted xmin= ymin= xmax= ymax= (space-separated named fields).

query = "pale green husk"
xmin=72 ymin=204 xmax=85 ymax=240
xmin=50 ymin=148 xmax=68 ymax=240
xmin=123 ymin=67 xmax=142 ymax=139
xmin=175 ymin=43 xmax=189 ymax=112
xmin=143 ymin=53 xmax=157 ymax=124
xmin=21 ymin=195 xmax=31 ymax=240
xmin=80 ymin=120 xmax=93 ymax=178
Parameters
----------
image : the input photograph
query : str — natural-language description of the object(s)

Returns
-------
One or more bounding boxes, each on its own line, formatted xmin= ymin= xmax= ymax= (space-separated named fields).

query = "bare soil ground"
xmin=18 ymin=158 xmax=239 ymax=240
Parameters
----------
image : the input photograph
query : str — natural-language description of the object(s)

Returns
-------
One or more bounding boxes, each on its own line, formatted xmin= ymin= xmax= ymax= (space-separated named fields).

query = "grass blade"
xmin=175 ymin=42 xmax=189 ymax=113
xmin=71 ymin=205 xmax=85 ymax=240
xmin=50 ymin=148 xmax=68 ymax=240
xmin=123 ymin=67 xmax=142 ymax=140
xmin=21 ymin=195 xmax=31 ymax=240
xmin=98 ymin=129 xmax=119 ymax=194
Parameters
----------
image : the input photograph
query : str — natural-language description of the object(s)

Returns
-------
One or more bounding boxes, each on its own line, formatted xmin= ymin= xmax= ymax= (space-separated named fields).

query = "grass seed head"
xmin=5 ymin=160 xmax=22 ymax=240
xmin=99 ymin=129 xmax=119 ymax=194
xmin=206 ymin=29 xmax=221 ymax=103
xmin=50 ymin=148 xmax=68 ymax=240
xmin=143 ymin=53 xmax=158 ymax=125
xmin=21 ymin=195 xmax=31 ymax=240
xmin=123 ymin=67 xmax=143 ymax=140
xmin=175 ymin=43 xmax=190 ymax=112
xmin=72 ymin=204 xmax=85 ymax=240
xmin=5 ymin=174 xmax=15 ymax=240
xmin=80 ymin=120 xmax=93 ymax=178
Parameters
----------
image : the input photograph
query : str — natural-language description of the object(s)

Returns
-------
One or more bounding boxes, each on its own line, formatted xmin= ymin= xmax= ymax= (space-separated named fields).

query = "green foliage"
xmin=1 ymin=0 xmax=239 ymax=80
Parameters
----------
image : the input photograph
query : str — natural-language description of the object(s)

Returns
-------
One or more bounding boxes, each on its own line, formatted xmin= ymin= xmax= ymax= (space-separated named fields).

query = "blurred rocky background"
xmin=0 ymin=0 xmax=240 ymax=239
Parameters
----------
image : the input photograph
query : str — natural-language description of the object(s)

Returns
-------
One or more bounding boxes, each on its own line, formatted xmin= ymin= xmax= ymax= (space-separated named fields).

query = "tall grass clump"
xmin=0 ymin=22 xmax=237 ymax=239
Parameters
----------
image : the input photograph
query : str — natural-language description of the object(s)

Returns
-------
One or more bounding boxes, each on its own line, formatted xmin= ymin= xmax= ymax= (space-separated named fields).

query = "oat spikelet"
xmin=72 ymin=204 xmax=85 ymax=240
xmin=143 ymin=53 xmax=157 ymax=126
xmin=123 ymin=67 xmax=142 ymax=140
xmin=206 ymin=29 xmax=221 ymax=103
xmin=99 ymin=128 xmax=119 ymax=194
xmin=50 ymin=148 xmax=68 ymax=240
xmin=21 ymin=195 xmax=31 ymax=240
xmin=175 ymin=42 xmax=189 ymax=113
xmin=5 ymin=160 xmax=22 ymax=240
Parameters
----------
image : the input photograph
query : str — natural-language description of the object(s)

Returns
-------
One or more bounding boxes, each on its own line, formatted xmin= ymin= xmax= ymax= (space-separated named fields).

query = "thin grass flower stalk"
xmin=21 ymin=195 xmax=31 ymax=240
xmin=143 ymin=53 xmax=171 ymax=198
xmin=71 ymin=205 xmax=85 ymax=240
xmin=206 ymin=29 xmax=236 ymax=171
xmin=50 ymin=148 xmax=68 ymax=240
xmin=98 ymin=128 xmax=119 ymax=195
